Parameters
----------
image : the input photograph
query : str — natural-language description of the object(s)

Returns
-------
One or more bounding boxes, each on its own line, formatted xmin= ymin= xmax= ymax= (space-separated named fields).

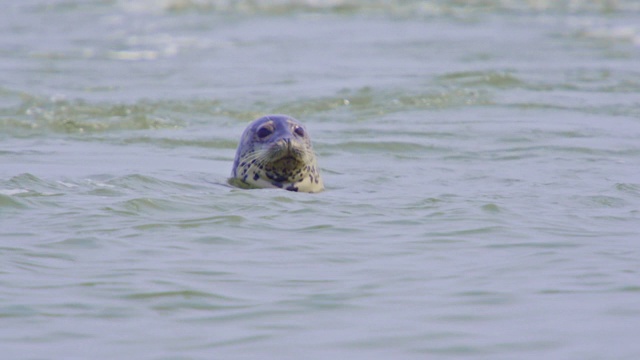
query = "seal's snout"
xmin=275 ymin=137 xmax=293 ymax=153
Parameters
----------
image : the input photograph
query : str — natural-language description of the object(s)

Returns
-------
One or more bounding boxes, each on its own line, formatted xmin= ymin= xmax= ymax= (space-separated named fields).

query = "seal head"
xmin=230 ymin=115 xmax=324 ymax=193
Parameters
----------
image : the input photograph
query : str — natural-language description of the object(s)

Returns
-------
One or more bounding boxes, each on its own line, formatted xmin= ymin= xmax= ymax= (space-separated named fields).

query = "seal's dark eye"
xmin=294 ymin=126 xmax=305 ymax=137
xmin=257 ymin=127 xmax=272 ymax=139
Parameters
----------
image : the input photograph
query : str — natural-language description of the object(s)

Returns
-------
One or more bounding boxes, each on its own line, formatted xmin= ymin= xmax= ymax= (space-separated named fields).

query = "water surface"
xmin=2 ymin=1 xmax=640 ymax=359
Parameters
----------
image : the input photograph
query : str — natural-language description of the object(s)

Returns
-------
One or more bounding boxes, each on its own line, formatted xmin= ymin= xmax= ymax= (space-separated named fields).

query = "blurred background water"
xmin=1 ymin=0 xmax=640 ymax=359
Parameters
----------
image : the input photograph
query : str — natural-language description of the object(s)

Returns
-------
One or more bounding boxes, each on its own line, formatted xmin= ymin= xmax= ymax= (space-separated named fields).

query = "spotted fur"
xmin=230 ymin=115 xmax=324 ymax=193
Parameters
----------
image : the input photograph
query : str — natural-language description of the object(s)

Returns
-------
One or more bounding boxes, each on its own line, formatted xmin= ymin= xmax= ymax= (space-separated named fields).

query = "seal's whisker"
xmin=240 ymin=151 xmax=266 ymax=163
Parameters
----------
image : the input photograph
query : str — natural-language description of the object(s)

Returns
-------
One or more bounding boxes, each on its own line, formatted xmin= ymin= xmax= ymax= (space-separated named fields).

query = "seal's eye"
xmin=294 ymin=126 xmax=305 ymax=137
xmin=256 ymin=126 xmax=272 ymax=139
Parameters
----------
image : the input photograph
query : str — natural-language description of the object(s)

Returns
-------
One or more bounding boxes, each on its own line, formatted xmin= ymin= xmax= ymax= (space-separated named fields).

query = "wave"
xmin=0 ymin=95 xmax=185 ymax=135
xmin=115 ymin=0 xmax=640 ymax=16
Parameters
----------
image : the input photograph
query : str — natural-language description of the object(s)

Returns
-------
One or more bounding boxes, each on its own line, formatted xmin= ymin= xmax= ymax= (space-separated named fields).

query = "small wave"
xmin=1 ymin=96 xmax=185 ymax=135
xmin=575 ymin=195 xmax=629 ymax=209
xmin=115 ymin=0 xmax=640 ymax=16
xmin=0 ymin=189 xmax=31 ymax=196
xmin=0 ymin=193 xmax=28 ymax=209
xmin=273 ymin=87 xmax=492 ymax=119
xmin=2 ymin=173 xmax=66 ymax=197
xmin=125 ymin=290 xmax=218 ymax=299
xmin=336 ymin=141 xmax=436 ymax=153
xmin=103 ymin=174 xmax=205 ymax=192
xmin=616 ymin=183 xmax=640 ymax=197
xmin=121 ymin=136 xmax=237 ymax=149
xmin=576 ymin=25 xmax=640 ymax=46
xmin=437 ymin=71 xmax=524 ymax=88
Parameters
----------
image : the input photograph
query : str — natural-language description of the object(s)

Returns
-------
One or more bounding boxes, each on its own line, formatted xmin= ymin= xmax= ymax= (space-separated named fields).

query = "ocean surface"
xmin=2 ymin=1 xmax=640 ymax=359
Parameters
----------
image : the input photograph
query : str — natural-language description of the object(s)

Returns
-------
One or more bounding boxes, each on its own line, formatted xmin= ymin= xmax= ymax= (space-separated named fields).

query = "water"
xmin=2 ymin=1 xmax=640 ymax=359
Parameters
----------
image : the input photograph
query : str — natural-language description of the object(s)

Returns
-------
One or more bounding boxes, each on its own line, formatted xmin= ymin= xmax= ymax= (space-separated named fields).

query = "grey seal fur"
xmin=230 ymin=115 xmax=324 ymax=193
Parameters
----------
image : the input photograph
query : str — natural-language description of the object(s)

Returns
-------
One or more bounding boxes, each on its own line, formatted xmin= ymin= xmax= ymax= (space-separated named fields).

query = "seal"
xmin=230 ymin=115 xmax=324 ymax=193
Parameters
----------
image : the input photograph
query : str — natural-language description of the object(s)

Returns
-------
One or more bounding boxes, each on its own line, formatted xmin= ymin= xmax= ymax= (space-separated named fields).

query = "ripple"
xmin=337 ymin=141 xmax=435 ymax=153
xmin=272 ymin=87 xmax=492 ymax=119
xmin=437 ymin=71 xmax=524 ymax=88
xmin=116 ymin=0 xmax=640 ymax=16
xmin=616 ymin=183 xmax=640 ymax=197
xmin=575 ymin=195 xmax=629 ymax=208
xmin=1 ymin=97 xmax=185 ymax=135
xmin=103 ymin=174 xmax=203 ymax=192
xmin=486 ymin=241 xmax=579 ymax=249
xmin=121 ymin=198 xmax=179 ymax=213
xmin=39 ymin=237 xmax=103 ymax=250
xmin=0 ymin=193 xmax=28 ymax=209
xmin=121 ymin=136 xmax=237 ymax=149
xmin=1 ymin=173 xmax=66 ymax=198
xmin=125 ymin=290 xmax=226 ymax=300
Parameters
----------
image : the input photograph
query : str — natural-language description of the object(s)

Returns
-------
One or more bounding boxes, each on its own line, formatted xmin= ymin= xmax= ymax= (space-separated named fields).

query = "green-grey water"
xmin=2 ymin=1 xmax=640 ymax=359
